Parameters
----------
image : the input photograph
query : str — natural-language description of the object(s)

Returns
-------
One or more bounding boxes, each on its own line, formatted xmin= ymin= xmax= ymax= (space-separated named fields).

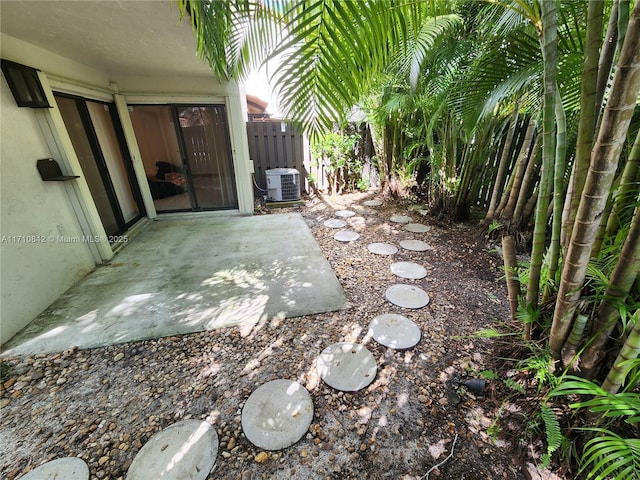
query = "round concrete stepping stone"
xmin=400 ymin=239 xmax=431 ymax=251
xmin=368 ymin=242 xmax=398 ymax=255
xmin=363 ymin=199 xmax=382 ymax=207
xmin=359 ymin=208 xmax=378 ymax=215
xmin=126 ymin=420 xmax=218 ymax=480
xmin=241 ymin=379 xmax=313 ymax=451
xmin=385 ymin=284 xmax=430 ymax=309
xmin=324 ymin=218 xmax=347 ymax=228
xmin=334 ymin=230 xmax=360 ymax=242
xmin=390 ymin=215 xmax=412 ymax=224
xmin=369 ymin=314 xmax=421 ymax=349
xmin=19 ymin=457 xmax=89 ymax=480
xmin=335 ymin=210 xmax=356 ymax=218
xmin=391 ymin=261 xmax=427 ymax=279
xmin=317 ymin=342 xmax=377 ymax=391
xmin=403 ymin=223 xmax=431 ymax=233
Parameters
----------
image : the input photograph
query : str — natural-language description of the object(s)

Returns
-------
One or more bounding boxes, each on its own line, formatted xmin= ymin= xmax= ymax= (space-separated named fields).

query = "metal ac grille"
xmin=280 ymin=173 xmax=301 ymax=201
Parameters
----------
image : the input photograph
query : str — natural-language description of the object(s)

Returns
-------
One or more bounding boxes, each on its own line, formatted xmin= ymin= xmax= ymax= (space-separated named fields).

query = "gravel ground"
xmin=0 ymin=192 xmax=527 ymax=480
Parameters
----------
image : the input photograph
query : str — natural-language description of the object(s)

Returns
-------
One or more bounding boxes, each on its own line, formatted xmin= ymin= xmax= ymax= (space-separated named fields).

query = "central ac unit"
xmin=266 ymin=168 xmax=301 ymax=201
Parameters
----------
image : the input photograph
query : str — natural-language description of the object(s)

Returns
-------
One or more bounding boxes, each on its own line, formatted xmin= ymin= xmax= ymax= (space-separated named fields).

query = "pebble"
xmin=254 ymin=452 xmax=269 ymax=463
xmin=0 ymin=198 xmax=514 ymax=480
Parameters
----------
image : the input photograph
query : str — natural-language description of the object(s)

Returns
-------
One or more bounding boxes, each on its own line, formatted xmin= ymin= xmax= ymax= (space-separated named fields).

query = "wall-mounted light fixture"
xmin=1 ymin=59 xmax=51 ymax=108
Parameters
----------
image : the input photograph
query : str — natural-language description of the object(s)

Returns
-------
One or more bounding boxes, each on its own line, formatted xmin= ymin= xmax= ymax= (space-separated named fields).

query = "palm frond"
xmin=580 ymin=429 xmax=640 ymax=480
xmin=550 ymin=375 xmax=640 ymax=423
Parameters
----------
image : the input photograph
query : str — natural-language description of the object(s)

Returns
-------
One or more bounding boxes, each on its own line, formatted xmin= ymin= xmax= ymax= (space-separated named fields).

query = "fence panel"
xmin=247 ymin=121 xmax=321 ymax=195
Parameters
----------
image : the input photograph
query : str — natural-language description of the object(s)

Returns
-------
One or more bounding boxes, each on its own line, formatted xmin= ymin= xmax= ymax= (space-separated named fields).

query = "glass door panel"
xmin=129 ymin=105 xmax=238 ymax=212
xmin=56 ymin=95 xmax=120 ymax=235
xmin=176 ymin=106 xmax=238 ymax=210
xmin=128 ymin=106 xmax=192 ymax=212
xmin=86 ymin=102 xmax=140 ymax=223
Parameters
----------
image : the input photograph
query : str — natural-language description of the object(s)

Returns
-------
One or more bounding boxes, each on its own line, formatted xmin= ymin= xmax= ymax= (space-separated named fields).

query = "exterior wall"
xmin=0 ymin=75 xmax=96 ymax=344
xmin=1 ymin=34 xmax=255 ymax=345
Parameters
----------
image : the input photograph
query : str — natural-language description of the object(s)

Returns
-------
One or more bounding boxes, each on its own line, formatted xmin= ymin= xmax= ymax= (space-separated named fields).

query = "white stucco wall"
xmin=0 ymin=29 xmax=255 ymax=345
xmin=0 ymin=76 xmax=96 ymax=345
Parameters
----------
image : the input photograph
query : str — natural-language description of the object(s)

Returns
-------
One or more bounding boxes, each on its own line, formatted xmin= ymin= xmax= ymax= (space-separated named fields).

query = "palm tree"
xmin=178 ymin=0 xmax=461 ymax=136
xmin=549 ymin=0 xmax=640 ymax=360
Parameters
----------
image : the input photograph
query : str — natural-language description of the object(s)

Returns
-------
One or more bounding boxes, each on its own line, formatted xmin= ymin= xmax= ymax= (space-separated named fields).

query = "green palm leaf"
xmin=580 ymin=429 xmax=640 ymax=480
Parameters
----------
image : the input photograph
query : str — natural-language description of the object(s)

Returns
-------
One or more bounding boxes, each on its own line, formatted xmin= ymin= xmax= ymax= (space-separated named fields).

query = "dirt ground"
xmin=1 ymin=192 xmax=539 ymax=479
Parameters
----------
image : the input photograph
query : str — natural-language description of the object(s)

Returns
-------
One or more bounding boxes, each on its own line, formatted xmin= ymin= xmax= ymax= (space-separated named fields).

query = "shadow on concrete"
xmin=1 ymin=213 xmax=349 ymax=356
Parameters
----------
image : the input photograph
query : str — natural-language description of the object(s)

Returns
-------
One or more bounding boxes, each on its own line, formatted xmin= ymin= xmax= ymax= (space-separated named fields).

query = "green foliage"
xmin=504 ymin=377 xmax=526 ymax=393
xmin=516 ymin=348 xmax=558 ymax=391
xmin=487 ymin=220 xmax=503 ymax=236
xmin=480 ymin=369 xmax=499 ymax=380
xmin=550 ymin=376 xmax=640 ymax=480
xmin=580 ymin=430 xmax=640 ymax=480
xmin=550 ymin=376 xmax=640 ymax=423
xmin=311 ymin=131 xmax=361 ymax=194
xmin=540 ymin=404 xmax=563 ymax=468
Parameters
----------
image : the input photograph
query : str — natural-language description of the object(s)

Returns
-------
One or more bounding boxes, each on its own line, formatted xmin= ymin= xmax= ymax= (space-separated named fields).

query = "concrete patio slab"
xmin=1 ymin=213 xmax=348 ymax=356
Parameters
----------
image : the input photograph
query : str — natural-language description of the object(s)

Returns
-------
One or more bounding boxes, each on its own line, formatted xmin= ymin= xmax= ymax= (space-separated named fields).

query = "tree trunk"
xmin=503 ymin=118 xmax=537 ymax=221
xmin=545 ymin=88 xmax=567 ymax=295
xmin=487 ymin=107 xmax=519 ymax=220
xmin=601 ymin=308 xmax=640 ymax=394
xmin=580 ymin=198 xmax=640 ymax=378
xmin=561 ymin=0 xmax=604 ymax=247
xmin=606 ymin=127 xmax=640 ymax=236
xmin=502 ymin=235 xmax=521 ymax=325
xmin=513 ymin=134 xmax=541 ymax=226
xmin=526 ymin=1 xmax=557 ymax=329
xmin=595 ymin=0 xmax=619 ymax=128
xmin=522 ymin=184 xmax=540 ymax=227
xmin=549 ymin=2 xmax=640 ymax=360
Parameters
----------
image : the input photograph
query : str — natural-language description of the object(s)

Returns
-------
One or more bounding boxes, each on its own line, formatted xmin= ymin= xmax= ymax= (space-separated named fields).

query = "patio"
xmin=1 ymin=213 xmax=349 ymax=357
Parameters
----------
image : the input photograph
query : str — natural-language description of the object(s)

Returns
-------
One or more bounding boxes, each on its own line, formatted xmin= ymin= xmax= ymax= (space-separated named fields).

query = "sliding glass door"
xmin=55 ymin=94 xmax=145 ymax=237
xmin=129 ymin=104 xmax=238 ymax=212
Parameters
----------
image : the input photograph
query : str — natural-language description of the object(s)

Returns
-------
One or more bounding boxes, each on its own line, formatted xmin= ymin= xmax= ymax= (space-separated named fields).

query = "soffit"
xmin=0 ymin=0 xmax=214 ymax=78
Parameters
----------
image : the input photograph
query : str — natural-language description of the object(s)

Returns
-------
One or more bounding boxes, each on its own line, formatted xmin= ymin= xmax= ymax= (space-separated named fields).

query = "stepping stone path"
xmin=368 ymin=242 xmax=398 ymax=255
xmin=403 ymin=223 xmax=431 ymax=233
xmin=241 ymin=379 xmax=314 ymax=450
xmin=33 ymin=201 xmax=437 ymax=475
xmin=391 ymin=261 xmax=427 ymax=280
xmin=324 ymin=218 xmax=347 ymax=228
xmin=368 ymin=314 xmax=421 ymax=349
xmin=334 ymin=230 xmax=360 ymax=242
xmin=390 ymin=214 xmax=412 ymax=224
xmin=19 ymin=457 xmax=89 ymax=480
xmin=335 ymin=210 xmax=356 ymax=218
xmin=126 ymin=420 xmax=218 ymax=480
xmin=317 ymin=342 xmax=377 ymax=391
xmin=400 ymin=239 xmax=431 ymax=251
xmin=385 ymin=284 xmax=430 ymax=309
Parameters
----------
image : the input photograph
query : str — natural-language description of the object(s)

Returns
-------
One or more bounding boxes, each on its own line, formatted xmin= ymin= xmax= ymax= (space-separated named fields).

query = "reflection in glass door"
xmin=55 ymin=94 xmax=144 ymax=237
xmin=176 ymin=106 xmax=238 ymax=210
xmin=129 ymin=105 xmax=238 ymax=212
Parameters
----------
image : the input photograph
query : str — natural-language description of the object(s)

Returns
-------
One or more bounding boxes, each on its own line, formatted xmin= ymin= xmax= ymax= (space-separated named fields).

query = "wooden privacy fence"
xmin=246 ymin=120 xmax=379 ymax=197
xmin=246 ymin=121 xmax=318 ymax=195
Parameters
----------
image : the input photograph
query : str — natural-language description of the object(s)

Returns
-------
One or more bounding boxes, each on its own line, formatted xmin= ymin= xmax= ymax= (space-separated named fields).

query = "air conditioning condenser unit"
xmin=266 ymin=168 xmax=301 ymax=201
